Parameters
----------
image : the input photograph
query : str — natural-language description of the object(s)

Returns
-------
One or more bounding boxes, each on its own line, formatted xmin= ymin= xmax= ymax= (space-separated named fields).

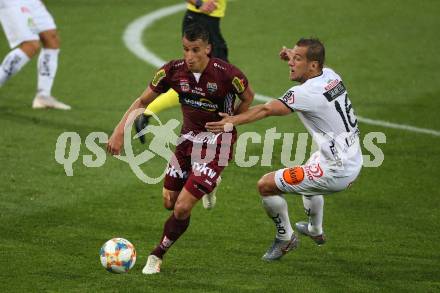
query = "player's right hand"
xmin=107 ymin=132 xmax=124 ymax=155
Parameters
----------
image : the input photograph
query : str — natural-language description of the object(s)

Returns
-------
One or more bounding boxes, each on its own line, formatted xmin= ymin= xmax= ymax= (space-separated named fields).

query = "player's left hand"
xmin=205 ymin=112 xmax=234 ymax=133
xmin=279 ymin=46 xmax=292 ymax=61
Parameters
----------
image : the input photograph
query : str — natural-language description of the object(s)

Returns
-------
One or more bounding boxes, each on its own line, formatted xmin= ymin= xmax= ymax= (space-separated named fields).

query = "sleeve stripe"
xmin=277 ymin=98 xmax=295 ymax=112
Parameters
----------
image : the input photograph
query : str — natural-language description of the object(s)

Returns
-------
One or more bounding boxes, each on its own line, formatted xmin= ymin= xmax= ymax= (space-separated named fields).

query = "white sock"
xmin=302 ymin=195 xmax=324 ymax=236
xmin=37 ymin=48 xmax=59 ymax=97
xmin=0 ymin=48 xmax=30 ymax=87
xmin=261 ymin=195 xmax=293 ymax=240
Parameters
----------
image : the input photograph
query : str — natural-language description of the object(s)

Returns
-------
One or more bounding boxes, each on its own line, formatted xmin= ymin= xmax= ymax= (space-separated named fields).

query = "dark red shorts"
xmin=164 ymin=133 xmax=234 ymax=199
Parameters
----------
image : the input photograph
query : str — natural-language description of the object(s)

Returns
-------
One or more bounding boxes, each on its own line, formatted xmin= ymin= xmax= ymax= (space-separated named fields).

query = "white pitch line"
xmin=122 ymin=4 xmax=440 ymax=137
xmin=354 ymin=116 xmax=440 ymax=136
xmin=123 ymin=3 xmax=186 ymax=67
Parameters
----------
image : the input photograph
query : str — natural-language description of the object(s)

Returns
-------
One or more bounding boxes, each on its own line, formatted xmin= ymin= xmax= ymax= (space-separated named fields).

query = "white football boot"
xmin=142 ymin=255 xmax=162 ymax=275
xmin=32 ymin=95 xmax=71 ymax=110
xmin=202 ymin=176 xmax=222 ymax=210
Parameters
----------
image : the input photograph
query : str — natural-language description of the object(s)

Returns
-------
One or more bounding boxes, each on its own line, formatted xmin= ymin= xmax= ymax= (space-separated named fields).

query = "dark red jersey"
xmin=149 ymin=58 xmax=248 ymax=135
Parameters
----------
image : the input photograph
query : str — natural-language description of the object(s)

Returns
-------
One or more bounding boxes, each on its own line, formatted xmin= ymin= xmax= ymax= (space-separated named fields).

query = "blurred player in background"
xmin=206 ymin=38 xmax=363 ymax=261
xmin=107 ymin=24 xmax=254 ymax=274
xmin=135 ymin=0 xmax=228 ymax=143
xmin=0 ymin=0 xmax=70 ymax=109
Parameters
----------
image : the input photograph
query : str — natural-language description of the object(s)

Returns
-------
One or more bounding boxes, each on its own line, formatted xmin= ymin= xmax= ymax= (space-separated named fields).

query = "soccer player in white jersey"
xmin=206 ymin=38 xmax=363 ymax=261
xmin=0 ymin=0 xmax=70 ymax=109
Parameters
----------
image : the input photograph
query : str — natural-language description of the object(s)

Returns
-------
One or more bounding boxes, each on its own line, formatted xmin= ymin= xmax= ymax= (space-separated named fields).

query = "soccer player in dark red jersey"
xmin=107 ymin=23 xmax=254 ymax=274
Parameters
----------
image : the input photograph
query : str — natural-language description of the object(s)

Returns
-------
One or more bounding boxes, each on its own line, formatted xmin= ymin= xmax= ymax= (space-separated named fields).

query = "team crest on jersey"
xmin=281 ymin=90 xmax=295 ymax=105
xmin=179 ymin=79 xmax=190 ymax=92
xmin=206 ymin=82 xmax=218 ymax=94
xmin=152 ymin=69 xmax=166 ymax=87
xmin=232 ymin=77 xmax=245 ymax=94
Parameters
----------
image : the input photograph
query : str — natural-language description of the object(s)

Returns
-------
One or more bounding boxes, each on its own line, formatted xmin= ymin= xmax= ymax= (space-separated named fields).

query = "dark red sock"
xmin=151 ymin=213 xmax=190 ymax=259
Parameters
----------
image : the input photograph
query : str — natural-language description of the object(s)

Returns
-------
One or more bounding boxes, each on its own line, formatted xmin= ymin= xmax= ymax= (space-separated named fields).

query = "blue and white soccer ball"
xmin=100 ymin=238 xmax=136 ymax=273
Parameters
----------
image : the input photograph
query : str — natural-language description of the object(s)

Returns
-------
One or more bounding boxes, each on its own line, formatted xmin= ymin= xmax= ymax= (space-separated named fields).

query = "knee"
xmin=40 ymin=30 xmax=60 ymax=49
xmin=163 ymin=201 xmax=174 ymax=210
xmin=20 ymin=41 xmax=40 ymax=58
xmin=257 ymin=176 xmax=270 ymax=196
xmin=173 ymin=201 xmax=191 ymax=220
xmin=257 ymin=172 xmax=280 ymax=196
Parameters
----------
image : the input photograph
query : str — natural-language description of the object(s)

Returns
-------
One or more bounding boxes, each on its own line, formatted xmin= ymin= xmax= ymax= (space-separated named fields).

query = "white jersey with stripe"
xmin=278 ymin=68 xmax=363 ymax=176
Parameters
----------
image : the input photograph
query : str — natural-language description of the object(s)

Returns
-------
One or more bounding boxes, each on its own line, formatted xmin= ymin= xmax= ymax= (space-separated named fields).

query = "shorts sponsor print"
xmin=282 ymin=166 xmax=304 ymax=185
xmin=275 ymin=151 xmax=359 ymax=196
xmin=164 ymin=135 xmax=233 ymax=199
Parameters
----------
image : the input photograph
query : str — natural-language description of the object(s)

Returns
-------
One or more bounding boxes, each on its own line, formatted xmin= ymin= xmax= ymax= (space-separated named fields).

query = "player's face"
xmin=183 ymin=36 xmax=211 ymax=73
xmin=287 ymin=46 xmax=318 ymax=83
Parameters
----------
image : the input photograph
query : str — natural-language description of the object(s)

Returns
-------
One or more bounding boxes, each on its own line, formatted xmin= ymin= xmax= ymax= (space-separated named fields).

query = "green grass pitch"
xmin=0 ymin=0 xmax=439 ymax=292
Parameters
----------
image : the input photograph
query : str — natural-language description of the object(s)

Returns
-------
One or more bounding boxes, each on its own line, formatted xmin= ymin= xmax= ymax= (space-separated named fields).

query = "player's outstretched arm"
xmin=234 ymin=85 xmax=255 ymax=115
xmin=107 ymin=87 xmax=159 ymax=155
xmin=205 ymin=99 xmax=291 ymax=133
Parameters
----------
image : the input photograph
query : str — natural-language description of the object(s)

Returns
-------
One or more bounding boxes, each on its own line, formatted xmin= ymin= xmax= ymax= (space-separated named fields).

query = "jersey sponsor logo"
xmin=304 ymin=164 xmax=323 ymax=181
xmin=323 ymin=80 xmax=346 ymax=102
xmin=213 ymin=62 xmax=226 ymax=70
xmin=281 ymin=90 xmax=295 ymax=105
xmin=344 ymin=128 xmax=360 ymax=148
xmin=232 ymin=76 xmax=245 ymax=94
xmin=282 ymin=166 xmax=304 ymax=185
xmin=191 ymin=86 xmax=206 ymax=96
xmin=329 ymin=140 xmax=343 ymax=167
xmin=151 ymin=69 xmax=166 ymax=87
xmin=173 ymin=61 xmax=185 ymax=68
xmin=180 ymin=79 xmax=190 ymax=92
xmin=199 ymin=98 xmax=217 ymax=111
xmin=182 ymin=97 xmax=218 ymax=112
xmin=324 ymin=79 xmax=340 ymax=91
xmin=206 ymin=82 xmax=218 ymax=94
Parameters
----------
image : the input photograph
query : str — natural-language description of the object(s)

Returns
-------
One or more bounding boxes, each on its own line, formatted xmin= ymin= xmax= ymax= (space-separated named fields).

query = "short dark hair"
xmin=183 ymin=23 xmax=210 ymax=43
xmin=296 ymin=38 xmax=325 ymax=69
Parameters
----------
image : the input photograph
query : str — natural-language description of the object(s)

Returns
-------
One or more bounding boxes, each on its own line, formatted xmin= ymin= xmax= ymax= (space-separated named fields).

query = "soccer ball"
xmin=100 ymin=238 xmax=136 ymax=273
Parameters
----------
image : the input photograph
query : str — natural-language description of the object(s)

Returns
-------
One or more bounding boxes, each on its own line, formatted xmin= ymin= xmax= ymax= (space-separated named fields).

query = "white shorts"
xmin=275 ymin=151 xmax=361 ymax=197
xmin=0 ymin=0 xmax=56 ymax=48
